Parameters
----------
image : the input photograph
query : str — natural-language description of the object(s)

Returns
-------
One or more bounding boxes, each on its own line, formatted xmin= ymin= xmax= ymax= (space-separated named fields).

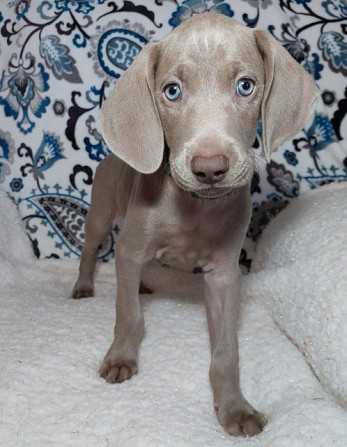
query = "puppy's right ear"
xmin=99 ymin=42 xmax=164 ymax=174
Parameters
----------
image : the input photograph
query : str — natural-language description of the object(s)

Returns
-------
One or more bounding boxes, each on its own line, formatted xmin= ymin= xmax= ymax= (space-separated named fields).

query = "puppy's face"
xmin=154 ymin=22 xmax=264 ymax=198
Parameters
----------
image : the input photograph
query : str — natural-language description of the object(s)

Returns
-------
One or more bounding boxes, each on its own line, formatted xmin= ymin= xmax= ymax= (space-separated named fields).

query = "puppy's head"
xmin=100 ymin=13 xmax=318 ymax=198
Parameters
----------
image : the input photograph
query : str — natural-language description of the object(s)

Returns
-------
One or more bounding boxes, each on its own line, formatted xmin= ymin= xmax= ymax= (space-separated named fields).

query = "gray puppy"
xmin=72 ymin=13 xmax=318 ymax=436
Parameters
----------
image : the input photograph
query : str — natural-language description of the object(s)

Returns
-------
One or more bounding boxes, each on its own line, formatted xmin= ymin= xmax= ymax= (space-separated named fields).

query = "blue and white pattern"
xmin=98 ymin=28 xmax=148 ymax=78
xmin=0 ymin=0 xmax=346 ymax=263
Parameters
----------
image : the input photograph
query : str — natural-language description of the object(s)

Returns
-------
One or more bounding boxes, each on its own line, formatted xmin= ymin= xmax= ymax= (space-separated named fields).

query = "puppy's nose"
xmin=191 ymin=155 xmax=229 ymax=185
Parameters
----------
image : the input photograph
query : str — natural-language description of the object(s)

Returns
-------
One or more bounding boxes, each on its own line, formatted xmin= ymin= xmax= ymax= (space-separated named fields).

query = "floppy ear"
xmin=254 ymin=29 xmax=319 ymax=161
xmin=99 ymin=42 xmax=164 ymax=174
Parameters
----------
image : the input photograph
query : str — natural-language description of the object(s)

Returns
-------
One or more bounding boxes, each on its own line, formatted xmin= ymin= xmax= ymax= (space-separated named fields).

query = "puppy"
xmin=72 ymin=13 xmax=318 ymax=436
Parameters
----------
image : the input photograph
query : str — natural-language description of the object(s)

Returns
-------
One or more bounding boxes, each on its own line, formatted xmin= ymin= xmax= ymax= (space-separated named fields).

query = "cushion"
xmin=1 ymin=187 xmax=347 ymax=445
xmin=248 ymin=181 xmax=347 ymax=406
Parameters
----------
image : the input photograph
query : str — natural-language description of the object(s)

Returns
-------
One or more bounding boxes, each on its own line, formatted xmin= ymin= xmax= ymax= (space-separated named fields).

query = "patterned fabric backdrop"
xmin=0 ymin=0 xmax=346 ymax=263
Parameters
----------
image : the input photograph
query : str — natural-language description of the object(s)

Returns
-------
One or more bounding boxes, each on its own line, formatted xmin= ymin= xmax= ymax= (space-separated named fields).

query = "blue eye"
xmin=163 ymin=83 xmax=182 ymax=101
xmin=237 ymin=78 xmax=255 ymax=97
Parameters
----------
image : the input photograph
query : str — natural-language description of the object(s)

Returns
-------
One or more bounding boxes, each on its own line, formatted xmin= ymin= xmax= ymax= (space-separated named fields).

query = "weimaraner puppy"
xmin=72 ymin=13 xmax=318 ymax=436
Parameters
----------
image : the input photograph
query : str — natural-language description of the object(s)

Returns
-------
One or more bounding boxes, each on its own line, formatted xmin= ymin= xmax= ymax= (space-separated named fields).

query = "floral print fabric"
xmin=0 ymin=0 xmax=346 ymax=262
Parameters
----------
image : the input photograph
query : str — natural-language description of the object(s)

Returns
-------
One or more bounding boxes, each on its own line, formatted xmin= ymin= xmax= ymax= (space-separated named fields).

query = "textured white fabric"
xmin=249 ymin=181 xmax=347 ymax=407
xmin=1 ymin=188 xmax=346 ymax=446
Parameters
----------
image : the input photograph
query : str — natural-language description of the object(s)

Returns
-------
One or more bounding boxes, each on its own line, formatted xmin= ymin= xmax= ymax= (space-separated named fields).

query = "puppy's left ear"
xmin=254 ymin=29 xmax=319 ymax=161
xmin=99 ymin=42 xmax=164 ymax=174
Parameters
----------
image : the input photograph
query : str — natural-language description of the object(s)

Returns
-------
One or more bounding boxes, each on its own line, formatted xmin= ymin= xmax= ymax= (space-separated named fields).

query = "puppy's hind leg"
xmin=72 ymin=159 xmax=118 ymax=299
xmin=72 ymin=211 xmax=115 ymax=299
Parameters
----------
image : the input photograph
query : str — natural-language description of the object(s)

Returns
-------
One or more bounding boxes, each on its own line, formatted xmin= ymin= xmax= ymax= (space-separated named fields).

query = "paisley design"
xmin=243 ymin=0 xmax=273 ymax=9
xmin=8 ymin=0 xmax=31 ymax=19
xmin=267 ymin=161 xmax=300 ymax=198
xmin=248 ymin=197 xmax=288 ymax=240
xmin=18 ymin=133 xmax=65 ymax=184
xmin=21 ymin=193 xmax=117 ymax=259
xmin=54 ymin=1 xmax=96 ymax=14
xmin=30 ymin=194 xmax=88 ymax=255
xmin=84 ymin=138 xmax=109 ymax=162
xmin=318 ymin=32 xmax=347 ymax=75
xmin=0 ymin=1 xmax=345 ymax=260
xmin=169 ymin=0 xmax=234 ymax=27
xmin=269 ymin=23 xmax=310 ymax=63
xmin=322 ymin=0 xmax=347 ymax=19
xmin=10 ymin=177 xmax=23 ymax=192
xmin=35 ymin=133 xmax=65 ymax=172
xmin=40 ymin=35 xmax=82 ymax=83
xmin=0 ymin=130 xmax=15 ymax=184
xmin=98 ymin=28 xmax=148 ymax=78
xmin=307 ymin=113 xmax=338 ymax=152
xmin=297 ymin=164 xmax=347 ymax=189
xmin=303 ymin=53 xmax=324 ymax=80
xmin=0 ymin=54 xmax=50 ymax=134
xmin=283 ymin=150 xmax=299 ymax=166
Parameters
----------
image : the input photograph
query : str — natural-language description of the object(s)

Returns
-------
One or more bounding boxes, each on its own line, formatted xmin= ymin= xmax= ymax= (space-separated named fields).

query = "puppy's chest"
xmin=152 ymin=217 xmax=219 ymax=274
xmin=150 ymin=188 xmax=246 ymax=273
xmin=154 ymin=234 xmax=208 ymax=273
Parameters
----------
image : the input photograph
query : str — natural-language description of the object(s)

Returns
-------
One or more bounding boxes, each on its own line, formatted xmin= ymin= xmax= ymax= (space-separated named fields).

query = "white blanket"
xmin=0 ymin=183 xmax=346 ymax=446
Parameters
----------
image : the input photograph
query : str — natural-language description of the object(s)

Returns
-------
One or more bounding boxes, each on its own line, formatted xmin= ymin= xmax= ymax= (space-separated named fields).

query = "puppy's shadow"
xmin=140 ymin=261 xmax=205 ymax=307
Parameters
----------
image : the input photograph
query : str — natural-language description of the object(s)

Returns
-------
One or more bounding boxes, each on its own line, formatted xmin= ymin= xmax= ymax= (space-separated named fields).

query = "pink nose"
xmin=191 ymin=155 xmax=229 ymax=185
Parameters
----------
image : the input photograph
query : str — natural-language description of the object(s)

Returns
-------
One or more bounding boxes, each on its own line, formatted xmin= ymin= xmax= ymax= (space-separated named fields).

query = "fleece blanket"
xmin=0 ymin=182 xmax=346 ymax=446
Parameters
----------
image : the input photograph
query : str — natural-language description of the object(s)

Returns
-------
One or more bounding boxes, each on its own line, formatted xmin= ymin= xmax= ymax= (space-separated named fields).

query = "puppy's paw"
xmin=71 ymin=280 xmax=94 ymax=299
xmin=99 ymin=359 xmax=138 ymax=384
xmin=217 ymin=406 xmax=266 ymax=437
xmin=71 ymin=287 xmax=94 ymax=299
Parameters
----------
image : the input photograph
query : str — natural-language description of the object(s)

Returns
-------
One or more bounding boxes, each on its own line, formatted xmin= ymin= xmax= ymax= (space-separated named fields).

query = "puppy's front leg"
xmin=99 ymin=238 xmax=145 ymax=383
xmin=204 ymin=260 xmax=266 ymax=436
